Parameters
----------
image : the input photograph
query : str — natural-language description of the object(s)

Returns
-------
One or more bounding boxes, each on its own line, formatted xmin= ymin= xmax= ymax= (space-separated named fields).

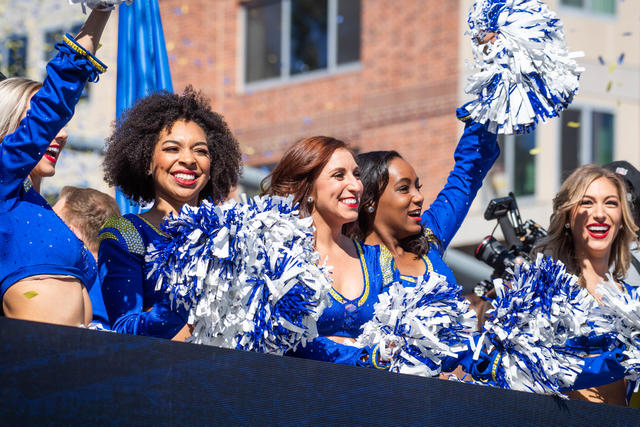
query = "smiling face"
xmin=375 ymin=157 xmax=424 ymax=240
xmin=23 ymin=92 xmax=68 ymax=179
xmin=149 ymin=120 xmax=211 ymax=207
xmin=311 ymin=148 xmax=363 ymax=228
xmin=570 ymin=176 xmax=623 ymax=262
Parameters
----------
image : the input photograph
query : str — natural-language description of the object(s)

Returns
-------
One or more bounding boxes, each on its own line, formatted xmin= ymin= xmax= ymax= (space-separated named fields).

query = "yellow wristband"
xmin=62 ymin=33 xmax=107 ymax=74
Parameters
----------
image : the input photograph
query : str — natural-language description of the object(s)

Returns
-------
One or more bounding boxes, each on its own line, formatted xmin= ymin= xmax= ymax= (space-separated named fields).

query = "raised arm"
xmin=74 ymin=8 xmax=111 ymax=55
xmin=0 ymin=8 xmax=110 ymax=204
xmin=421 ymin=106 xmax=500 ymax=249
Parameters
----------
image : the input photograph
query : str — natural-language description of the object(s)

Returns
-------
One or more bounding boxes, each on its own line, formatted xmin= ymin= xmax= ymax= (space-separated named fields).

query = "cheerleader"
xmin=0 ymin=8 xmax=111 ymax=326
xmin=533 ymin=165 xmax=639 ymax=405
xmin=98 ymin=88 xmax=241 ymax=338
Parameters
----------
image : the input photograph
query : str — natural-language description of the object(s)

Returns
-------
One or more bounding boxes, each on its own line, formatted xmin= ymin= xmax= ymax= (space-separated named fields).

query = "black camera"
xmin=473 ymin=193 xmax=547 ymax=296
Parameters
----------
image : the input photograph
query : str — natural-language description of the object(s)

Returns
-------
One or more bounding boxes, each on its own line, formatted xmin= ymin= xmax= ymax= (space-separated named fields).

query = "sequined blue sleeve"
xmin=98 ymin=220 xmax=186 ymax=339
xmin=289 ymin=336 xmax=383 ymax=369
xmin=563 ymin=348 xmax=627 ymax=391
xmin=420 ymin=107 xmax=499 ymax=249
xmin=0 ymin=36 xmax=106 ymax=207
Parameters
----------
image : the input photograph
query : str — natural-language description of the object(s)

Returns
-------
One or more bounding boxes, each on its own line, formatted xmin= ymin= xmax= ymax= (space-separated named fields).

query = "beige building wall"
xmin=453 ymin=0 xmax=640 ymax=248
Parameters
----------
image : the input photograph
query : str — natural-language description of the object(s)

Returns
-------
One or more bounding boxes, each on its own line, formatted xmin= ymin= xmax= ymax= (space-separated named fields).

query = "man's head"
xmin=53 ymin=186 xmax=121 ymax=258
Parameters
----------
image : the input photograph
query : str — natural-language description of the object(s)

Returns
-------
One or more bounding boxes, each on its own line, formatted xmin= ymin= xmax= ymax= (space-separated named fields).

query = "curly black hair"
xmin=103 ymin=86 xmax=241 ymax=203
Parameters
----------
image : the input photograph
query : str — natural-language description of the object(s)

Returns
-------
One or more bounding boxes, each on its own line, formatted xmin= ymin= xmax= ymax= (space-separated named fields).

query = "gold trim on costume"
xmin=62 ymin=33 xmax=107 ymax=73
xmin=380 ymin=244 xmax=433 ymax=286
xmin=135 ymin=214 xmax=169 ymax=237
xmin=492 ymin=352 xmax=502 ymax=382
xmin=328 ymin=241 xmax=370 ymax=307
xmin=97 ymin=231 xmax=118 ymax=244
xmin=100 ymin=216 xmax=145 ymax=256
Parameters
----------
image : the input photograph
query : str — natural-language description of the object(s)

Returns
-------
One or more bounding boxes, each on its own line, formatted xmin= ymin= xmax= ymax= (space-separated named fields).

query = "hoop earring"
xmin=307 ymin=196 xmax=313 ymax=203
xmin=367 ymin=205 xmax=375 ymax=213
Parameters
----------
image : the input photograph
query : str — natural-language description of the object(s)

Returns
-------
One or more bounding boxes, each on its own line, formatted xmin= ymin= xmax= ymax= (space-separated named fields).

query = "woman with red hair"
xmin=263 ymin=136 xmax=389 ymax=368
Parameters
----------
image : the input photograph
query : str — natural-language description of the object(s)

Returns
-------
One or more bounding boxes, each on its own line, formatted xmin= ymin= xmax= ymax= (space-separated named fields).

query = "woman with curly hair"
xmin=533 ymin=164 xmax=638 ymax=405
xmin=0 ymin=8 xmax=111 ymax=326
xmin=99 ymin=87 xmax=241 ymax=339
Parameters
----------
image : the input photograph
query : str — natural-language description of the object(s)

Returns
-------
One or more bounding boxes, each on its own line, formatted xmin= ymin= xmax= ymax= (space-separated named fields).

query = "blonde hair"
xmin=533 ymin=164 xmax=639 ymax=282
xmin=0 ymin=77 xmax=42 ymax=142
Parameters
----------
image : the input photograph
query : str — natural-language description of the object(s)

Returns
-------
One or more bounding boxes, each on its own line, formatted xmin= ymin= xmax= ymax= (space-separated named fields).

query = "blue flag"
xmin=115 ymin=0 xmax=173 ymax=214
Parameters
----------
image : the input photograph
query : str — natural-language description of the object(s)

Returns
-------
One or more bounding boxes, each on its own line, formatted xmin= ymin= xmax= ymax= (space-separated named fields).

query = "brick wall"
xmin=159 ymin=0 xmax=461 ymax=203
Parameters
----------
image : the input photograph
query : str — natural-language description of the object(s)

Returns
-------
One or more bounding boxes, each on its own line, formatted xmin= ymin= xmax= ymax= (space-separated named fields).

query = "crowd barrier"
xmin=1 ymin=317 xmax=637 ymax=425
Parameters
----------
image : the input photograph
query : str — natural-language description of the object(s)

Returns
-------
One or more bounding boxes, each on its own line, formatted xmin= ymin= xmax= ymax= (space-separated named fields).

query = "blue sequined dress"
xmin=291 ymin=109 xmax=500 ymax=369
xmin=0 ymin=36 xmax=105 ymax=320
xmin=98 ymin=214 xmax=186 ymax=338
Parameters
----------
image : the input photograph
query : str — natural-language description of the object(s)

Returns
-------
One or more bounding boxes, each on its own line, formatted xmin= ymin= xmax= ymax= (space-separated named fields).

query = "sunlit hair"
xmin=57 ymin=186 xmax=121 ymax=256
xmin=261 ymin=136 xmax=353 ymax=217
xmin=533 ymin=164 xmax=639 ymax=282
xmin=346 ymin=150 xmax=439 ymax=257
xmin=104 ymin=86 xmax=241 ymax=204
xmin=0 ymin=77 xmax=42 ymax=142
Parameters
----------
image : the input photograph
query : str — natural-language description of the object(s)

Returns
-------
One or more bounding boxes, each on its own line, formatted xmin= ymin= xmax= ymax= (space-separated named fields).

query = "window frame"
xmin=1 ymin=33 xmax=28 ymax=78
xmin=555 ymin=104 xmax=616 ymax=186
xmin=493 ymin=132 xmax=537 ymax=201
xmin=558 ymin=0 xmax=617 ymax=19
xmin=41 ymin=23 xmax=88 ymax=99
xmin=239 ymin=0 xmax=361 ymax=92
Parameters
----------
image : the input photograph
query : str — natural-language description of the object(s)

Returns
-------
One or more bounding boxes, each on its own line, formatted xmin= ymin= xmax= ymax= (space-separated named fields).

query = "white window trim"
xmin=555 ymin=104 xmax=616 ymax=187
xmin=238 ymin=0 xmax=361 ymax=93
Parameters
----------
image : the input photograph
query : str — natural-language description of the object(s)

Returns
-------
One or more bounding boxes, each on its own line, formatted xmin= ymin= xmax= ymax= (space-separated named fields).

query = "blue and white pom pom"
xmin=480 ymin=254 xmax=596 ymax=395
xmin=146 ymin=195 xmax=332 ymax=355
xmin=69 ymin=0 xmax=133 ymax=13
xmin=464 ymin=0 xmax=583 ymax=134
xmin=355 ymin=273 xmax=475 ymax=377
xmin=592 ymin=283 xmax=640 ymax=381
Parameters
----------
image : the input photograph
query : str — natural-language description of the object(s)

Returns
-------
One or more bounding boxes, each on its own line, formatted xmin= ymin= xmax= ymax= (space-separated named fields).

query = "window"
xmin=44 ymin=24 xmax=88 ymax=98
xmin=487 ymin=131 xmax=536 ymax=197
xmin=44 ymin=24 xmax=83 ymax=62
xmin=488 ymin=132 xmax=537 ymax=198
xmin=560 ymin=0 xmax=616 ymax=15
xmin=243 ymin=0 xmax=361 ymax=86
xmin=560 ymin=107 xmax=614 ymax=181
xmin=1 ymin=35 xmax=28 ymax=77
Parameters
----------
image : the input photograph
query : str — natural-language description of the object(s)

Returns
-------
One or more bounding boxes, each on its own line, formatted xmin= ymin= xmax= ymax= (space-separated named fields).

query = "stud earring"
xmin=307 ymin=196 xmax=313 ymax=203
xmin=564 ymin=223 xmax=570 ymax=229
xmin=367 ymin=205 xmax=375 ymax=213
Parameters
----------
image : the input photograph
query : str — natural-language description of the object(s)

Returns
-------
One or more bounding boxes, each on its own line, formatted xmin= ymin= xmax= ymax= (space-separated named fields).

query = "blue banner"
xmin=115 ymin=0 xmax=173 ymax=214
